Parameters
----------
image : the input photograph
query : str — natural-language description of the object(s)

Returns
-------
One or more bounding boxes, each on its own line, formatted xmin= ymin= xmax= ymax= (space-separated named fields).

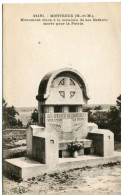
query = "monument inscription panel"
xmin=45 ymin=112 xmax=88 ymax=133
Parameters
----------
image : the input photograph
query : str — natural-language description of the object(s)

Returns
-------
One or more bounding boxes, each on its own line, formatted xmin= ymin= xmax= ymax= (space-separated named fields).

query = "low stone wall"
xmin=3 ymin=129 xmax=26 ymax=140
xmin=3 ymin=129 xmax=26 ymax=135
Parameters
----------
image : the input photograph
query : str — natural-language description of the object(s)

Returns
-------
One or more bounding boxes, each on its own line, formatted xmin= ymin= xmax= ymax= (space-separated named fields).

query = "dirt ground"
xmin=3 ymin=162 xmax=121 ymax=195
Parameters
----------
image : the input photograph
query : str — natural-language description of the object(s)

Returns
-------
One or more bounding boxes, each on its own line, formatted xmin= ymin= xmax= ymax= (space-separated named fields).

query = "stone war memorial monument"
xmin=5 ymin=68 xmax=121 ymax=180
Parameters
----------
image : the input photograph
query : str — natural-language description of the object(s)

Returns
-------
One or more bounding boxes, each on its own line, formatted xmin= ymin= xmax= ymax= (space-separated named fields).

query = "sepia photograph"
xmin=2 ymin=2 xmax=121 ymax=195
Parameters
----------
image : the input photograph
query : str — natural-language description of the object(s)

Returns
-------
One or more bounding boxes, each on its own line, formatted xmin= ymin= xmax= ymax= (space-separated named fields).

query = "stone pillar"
xmin=49 ymin=106 xmax=54 ymax=113
xmin=62 ymin=106 xmax=69 ymax=113
xmin=26 ymin=126 xmax=33 ymax=158
xmin=38 ymin=101 xmax=42 ymax=125
xmin=44 ymin=106 xmax=49 ymax=113
xmin=38 ymin=101 xmax=46 ymax=126
xmin=77 ymin=105 xmax=83 ymax=112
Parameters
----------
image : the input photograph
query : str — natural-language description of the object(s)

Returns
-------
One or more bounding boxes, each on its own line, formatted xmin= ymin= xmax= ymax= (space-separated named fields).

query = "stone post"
xmin=49 ymin=106 xmax=54 ymax=113
xmin=77 ymin=105 xmax=83 ymax=112
xmin=62 ymin=106 xmax=69 ymax=113
xmin=44 ymin=106 xmax=49 ymax=113
xmin=38 ymin=101 xmax=43 ymax=125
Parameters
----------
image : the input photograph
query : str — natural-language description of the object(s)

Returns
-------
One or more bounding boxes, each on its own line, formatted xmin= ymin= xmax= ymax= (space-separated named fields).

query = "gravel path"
xmin=3 ymin=162 xmax=121 ymax=195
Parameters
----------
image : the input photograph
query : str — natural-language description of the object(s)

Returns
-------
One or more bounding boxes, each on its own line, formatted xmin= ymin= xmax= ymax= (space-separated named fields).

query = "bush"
xmin=2 ymin=99 xmax=23 ymax=129
xmin=86 ymin=105 xmax=121 ymax=140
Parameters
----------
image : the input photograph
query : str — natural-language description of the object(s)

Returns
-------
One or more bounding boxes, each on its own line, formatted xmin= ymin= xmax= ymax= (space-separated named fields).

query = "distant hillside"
xmin=16 ymin=107 xmax=37 ymax=112
xmin=83 ymin=104 xmax=116 ymax=111
xmin=15 ymin=104 xmax=116 ymax=126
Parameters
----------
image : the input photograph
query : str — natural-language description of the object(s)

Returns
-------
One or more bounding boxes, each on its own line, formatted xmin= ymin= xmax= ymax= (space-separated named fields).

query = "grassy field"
xmin=3 ymin=130 xmax=26 ymax=150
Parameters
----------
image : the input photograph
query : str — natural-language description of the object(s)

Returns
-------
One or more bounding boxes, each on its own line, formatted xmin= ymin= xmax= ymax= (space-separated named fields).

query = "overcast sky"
xmin=3 ymin=3 xmax=121 ymax=107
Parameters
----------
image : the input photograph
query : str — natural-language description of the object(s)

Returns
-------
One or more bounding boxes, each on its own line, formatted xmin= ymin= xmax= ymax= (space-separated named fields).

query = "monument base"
xmin=4 ymin=151 xmax=121 ymax=180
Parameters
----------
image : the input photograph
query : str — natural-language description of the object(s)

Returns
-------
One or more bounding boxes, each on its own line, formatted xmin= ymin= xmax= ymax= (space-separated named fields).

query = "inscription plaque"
xmin=45 ymin=112 xmax=87 ymax=132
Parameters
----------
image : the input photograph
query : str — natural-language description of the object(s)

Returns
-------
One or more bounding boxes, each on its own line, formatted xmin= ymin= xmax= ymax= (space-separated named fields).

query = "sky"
xmin=3 ymin=3 xmax=121 ymax=107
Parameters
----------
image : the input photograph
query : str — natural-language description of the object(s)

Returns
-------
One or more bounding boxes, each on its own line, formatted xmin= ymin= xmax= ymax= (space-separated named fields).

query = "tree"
xmin=83 ymin=107 xmax=94 ymax=122
xmin=84 ymin=103 xmax=121 ymax=140
xmin=31 ymin=109 xmax=38 ymax=124
xmin=2 ymin=99 xmax=8 ymax=129
xmin=2 ymin=99 xmax=23 ymax=129
xmin=27 ymin=109 xmax=38 ymax=126
xmin=92 ymin=111 xmax=109 ymax=129
xmin=107 ymin=106 xmax=120 ymax=137
xmin=116 ymin=94 xmax=121 ymax=111
xmin=92 ymin=105 xmax=108 ymax=129
xmin=94 ymin=105 xmax=103 ymax=111
xmin=116 ymin=95 xmax=121 ymax=140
